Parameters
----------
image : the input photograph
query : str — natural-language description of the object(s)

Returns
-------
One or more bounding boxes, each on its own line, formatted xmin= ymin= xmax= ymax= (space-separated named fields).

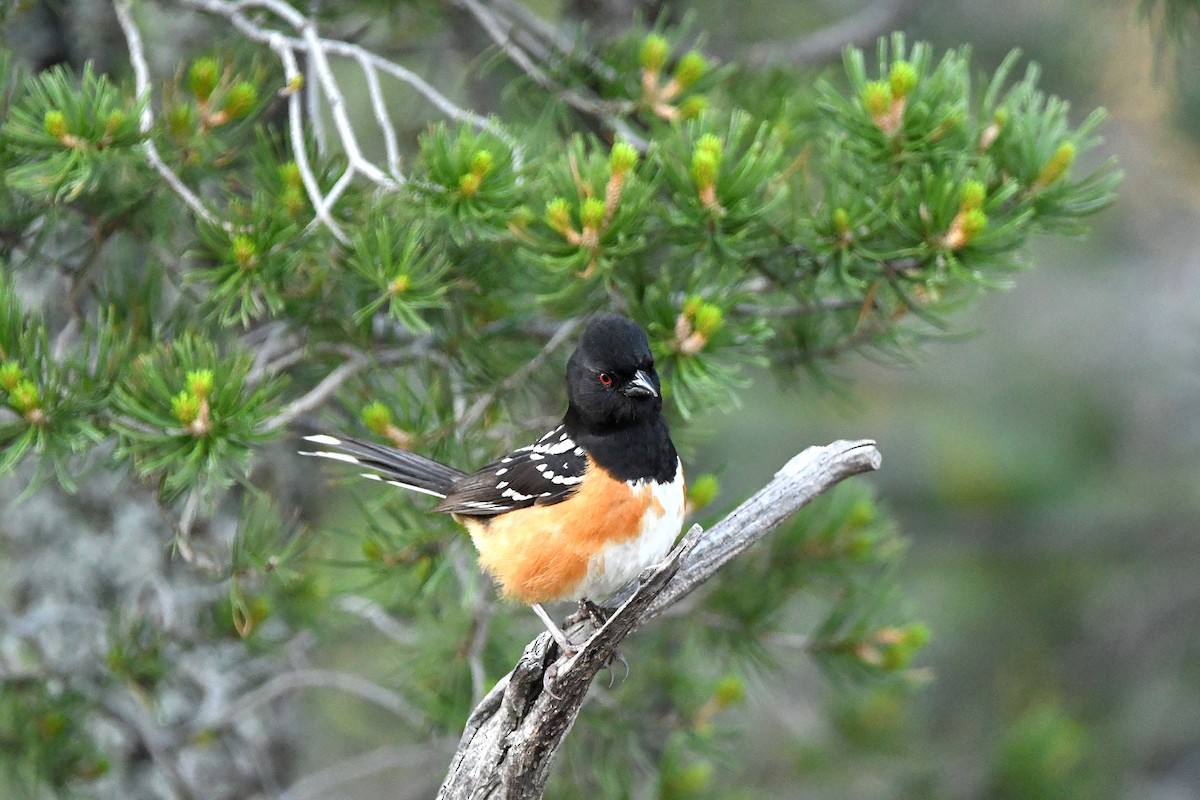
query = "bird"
xmin=300 ymin=313 xmax=685 ymax=655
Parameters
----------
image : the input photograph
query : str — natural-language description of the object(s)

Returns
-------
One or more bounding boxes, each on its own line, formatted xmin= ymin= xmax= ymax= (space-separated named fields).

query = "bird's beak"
xmin=623 ymin=369 xmax=658 ymax=398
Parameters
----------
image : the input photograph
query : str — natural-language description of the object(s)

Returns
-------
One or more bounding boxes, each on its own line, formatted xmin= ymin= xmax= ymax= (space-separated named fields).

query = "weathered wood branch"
xmin=437 ymin=439 xmax=882 ymax=799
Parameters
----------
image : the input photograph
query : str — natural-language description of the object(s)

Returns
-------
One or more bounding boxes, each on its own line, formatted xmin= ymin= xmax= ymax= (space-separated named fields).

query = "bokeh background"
xmin=682 ymin=1 xmax=1200 ymax=798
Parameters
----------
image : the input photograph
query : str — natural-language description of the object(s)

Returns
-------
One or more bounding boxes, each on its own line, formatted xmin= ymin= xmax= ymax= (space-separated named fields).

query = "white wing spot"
xmin=551 ymin=474 xmax=583 ymax=485
xmin=495 ymin=467 xmax=508 ymax=476
xmin=529 ymin=453 xmax=544 ymax=461
xmin=497 ymin=481 xmax=509 ymax=489
xmin=538 ymin=438 xmax=576 ymax=455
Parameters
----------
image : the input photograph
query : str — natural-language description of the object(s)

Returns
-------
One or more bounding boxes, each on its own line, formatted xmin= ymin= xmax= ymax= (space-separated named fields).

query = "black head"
xmin=564 ymin=314 xmax=662 ymax=433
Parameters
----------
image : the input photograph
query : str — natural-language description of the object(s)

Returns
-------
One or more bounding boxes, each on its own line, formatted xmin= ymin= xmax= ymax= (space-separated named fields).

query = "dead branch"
xmin=437 ymin=438 xmax=882 ymax=799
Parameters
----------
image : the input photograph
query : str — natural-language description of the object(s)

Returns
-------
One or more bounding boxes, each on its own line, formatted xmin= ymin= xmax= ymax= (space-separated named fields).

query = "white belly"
xmin=570 ymin=462 xmax=686 ymax=601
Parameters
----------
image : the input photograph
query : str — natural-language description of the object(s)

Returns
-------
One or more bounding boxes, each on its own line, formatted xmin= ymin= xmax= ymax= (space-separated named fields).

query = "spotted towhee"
xmin=301 ymin=314 xmax=685 ymax=653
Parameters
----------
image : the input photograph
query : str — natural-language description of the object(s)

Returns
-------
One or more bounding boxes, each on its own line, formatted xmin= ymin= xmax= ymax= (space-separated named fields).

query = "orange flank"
xmin=459 ymin=459 xmax=667 ymax=604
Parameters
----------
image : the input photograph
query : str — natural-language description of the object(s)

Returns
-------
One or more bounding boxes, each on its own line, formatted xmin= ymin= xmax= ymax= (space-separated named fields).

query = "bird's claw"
xmin=598 ymin=649 xmax=630 ymax=688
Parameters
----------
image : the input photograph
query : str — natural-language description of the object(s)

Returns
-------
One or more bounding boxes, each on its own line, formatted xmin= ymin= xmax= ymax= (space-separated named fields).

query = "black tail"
xmin=299 ymin=434 xmax=467 ymax=498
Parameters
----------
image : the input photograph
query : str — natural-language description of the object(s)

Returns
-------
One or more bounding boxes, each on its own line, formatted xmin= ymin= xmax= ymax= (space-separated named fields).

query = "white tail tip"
xmin=298 ymin=450 xmax=361 ymax=465
xmin=303 ymin=434 xmax=344 ymax=446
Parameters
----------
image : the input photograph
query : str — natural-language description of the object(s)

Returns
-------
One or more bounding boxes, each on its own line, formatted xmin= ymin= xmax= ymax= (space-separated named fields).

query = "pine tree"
xmin=0 ymin=2 xmax=1118 ymax=797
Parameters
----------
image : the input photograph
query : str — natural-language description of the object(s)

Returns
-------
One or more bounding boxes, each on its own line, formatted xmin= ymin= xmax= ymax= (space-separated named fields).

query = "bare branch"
xmin=260 ymin=0 xmax=396 ymax=189
xmin=733 ymin=298 xmax=866 ymax=317
xmin=334 ymin=594 xmax=417 ymax=646
xmin=245 ymin=323 xmax=302 ymax=383
xmin=97 ymin=693 xmax=199 ymax=800
xmin=355 ymin=51 xmax=404 ymax=181
xmin=749 ymin=0 xmax=923 ymax=66
xmin=260 ymin=351 xmax=370 ymax=432
xmin=280 ymin=744 xmax=454 ymax=800
xmin=259 ymin=344 xmax=423 ymax=433
xmin=457 ymin=316 xmax=582 ymax=431
xmin=173 ymin=487 xmax=201 ymax=559
xmin=453 ymin=0 xmax=648 ymax=150
xmin=177 ymin=0 xmax=520 ymax=166
xmin=302 ymin=39 xmax=328 ymax=155
xmin=273 ymin=40 xmax=350 ymax=243
xmin=114 ymin=0 xmax=226 ymax=230
xmin=437 ymin=439 xmax=882 ymax=799
xmin=206 ymin=667 xmax=424 ymax=730
xmin=465 ymin=578 xmax=496 ymax=704
xmin=489 ymin=0 xmax=618 ymax=83
xmin=321 ymin=41 xmax=523 ymax=165
xmin=643 ymin=440 xmax=881 ymax=617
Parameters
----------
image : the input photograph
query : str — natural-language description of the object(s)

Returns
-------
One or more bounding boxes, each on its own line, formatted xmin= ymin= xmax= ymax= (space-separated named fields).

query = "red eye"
xmin=598 ymin=372 xmax=613 ymax=387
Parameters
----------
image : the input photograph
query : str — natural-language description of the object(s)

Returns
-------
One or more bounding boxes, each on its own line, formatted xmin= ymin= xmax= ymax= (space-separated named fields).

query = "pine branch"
xmin=437 ymin=438 xmax=882 ymax=799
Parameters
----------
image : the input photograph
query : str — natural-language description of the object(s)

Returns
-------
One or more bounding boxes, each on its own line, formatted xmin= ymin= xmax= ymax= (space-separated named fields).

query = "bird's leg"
xmin=531 ymin=603 xmax=576 ymax=659
xmin=532 ymin=601 xmax=629 ymax=692
xmin=566 ymin=598 xmax=628 ymax=688
xmin=532 ymin=603 xmax=576 ymax=699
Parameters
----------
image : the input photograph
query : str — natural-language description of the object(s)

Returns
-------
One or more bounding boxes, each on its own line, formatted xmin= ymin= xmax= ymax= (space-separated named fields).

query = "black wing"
xmin=433 ymin=424 xmax=589 ymax=518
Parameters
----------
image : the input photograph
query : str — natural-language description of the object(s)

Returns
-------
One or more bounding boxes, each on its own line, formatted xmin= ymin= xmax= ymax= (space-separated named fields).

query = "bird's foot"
xmin=566 ymin=598 xmax=615 ymax=629
xmin=534 ymin=601 xmax=634 ymax=696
